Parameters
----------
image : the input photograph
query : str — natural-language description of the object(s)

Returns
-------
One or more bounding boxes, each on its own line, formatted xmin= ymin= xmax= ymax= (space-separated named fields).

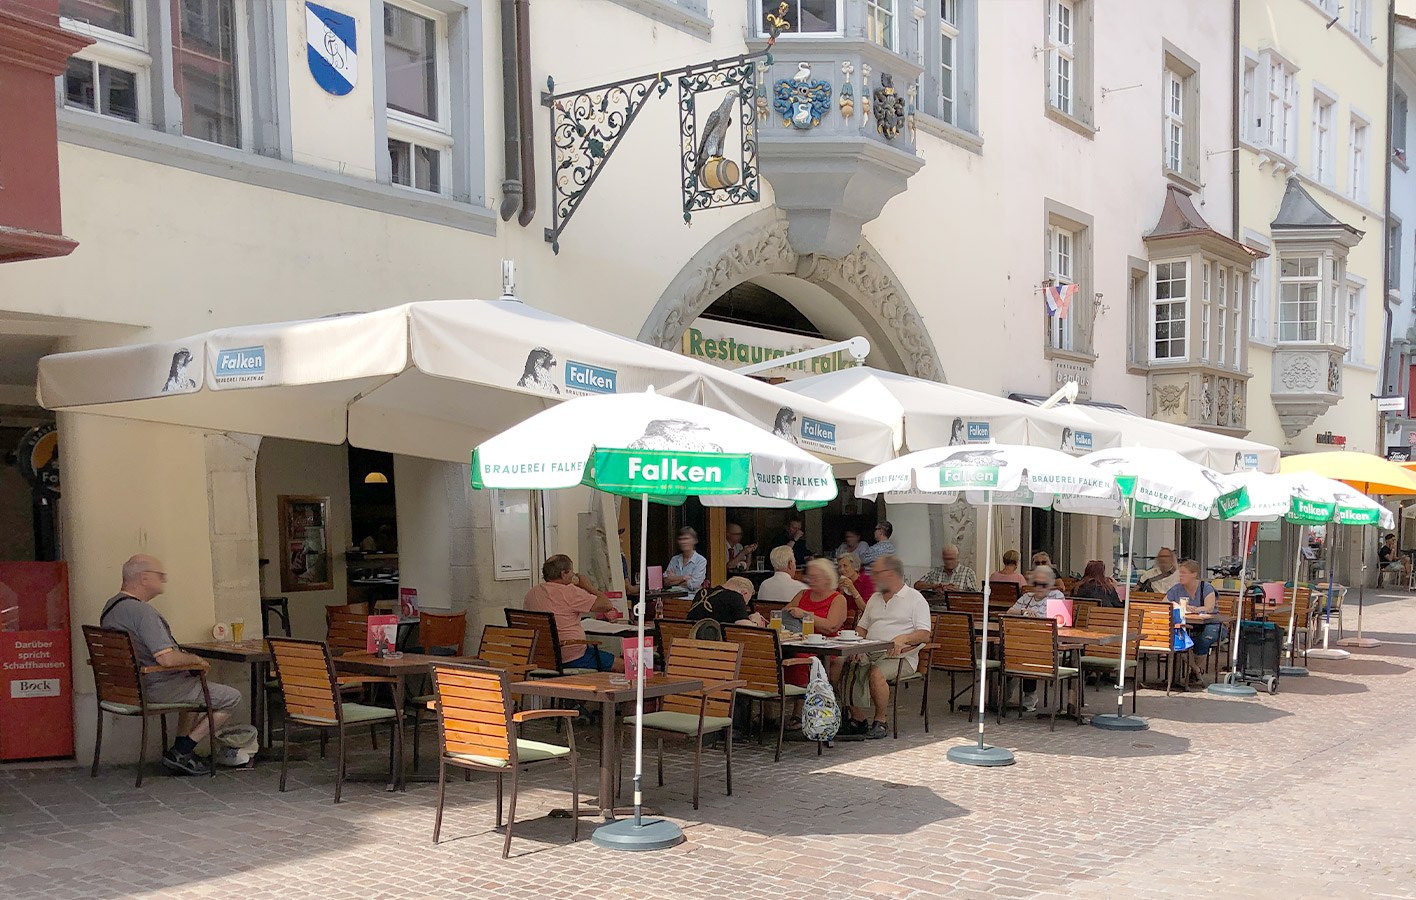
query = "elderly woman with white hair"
xmin=1006 ymin=564 xmax=1067 ymax=711
xmin=784 ymin=558 xmax=849 ymax=637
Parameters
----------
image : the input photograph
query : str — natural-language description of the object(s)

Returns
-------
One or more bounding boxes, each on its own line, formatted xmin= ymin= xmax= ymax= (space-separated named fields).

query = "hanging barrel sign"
xmin=15 ymin=424 xmax=59 ymax=499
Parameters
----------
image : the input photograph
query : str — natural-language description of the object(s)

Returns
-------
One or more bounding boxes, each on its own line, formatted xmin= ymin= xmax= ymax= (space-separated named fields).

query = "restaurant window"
xmin=755 ymin=0 xmax=840 ymax=36
xmin=1312 ymin=90 xmax=1334 ymax=185
xmin=1350 ymin=114 xmax=1370 ymax=204
xmin=384 ymin=1 xmax=451 ymax=194
xmin=59 ymin=0 xmax=149 ymax=124
xmin=170 ymin=0 xmax=244 ymax=148
xmin=1278 ymin=256 xmax=1321 ymax=342
xmin=1151 ymin=259 xmax=1188 ymax=361
xmin=865 ymin=0 xmax=895 ymax=51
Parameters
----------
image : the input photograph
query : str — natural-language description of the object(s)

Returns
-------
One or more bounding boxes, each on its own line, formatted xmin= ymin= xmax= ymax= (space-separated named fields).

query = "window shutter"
xmin=1183 ymin=73 xmax=1200 ymax=179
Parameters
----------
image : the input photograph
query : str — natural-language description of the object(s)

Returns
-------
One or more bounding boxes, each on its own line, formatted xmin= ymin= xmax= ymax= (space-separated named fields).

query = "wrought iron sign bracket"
xmin=542 ymin=48 xmax=771 ymax=254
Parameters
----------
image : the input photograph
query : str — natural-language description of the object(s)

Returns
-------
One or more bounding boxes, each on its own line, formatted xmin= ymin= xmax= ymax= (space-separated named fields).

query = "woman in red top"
xmin=782 ymin=559 xmax=849 ymax=699
xmin=837 ymin=555 xmax=873 ymax=629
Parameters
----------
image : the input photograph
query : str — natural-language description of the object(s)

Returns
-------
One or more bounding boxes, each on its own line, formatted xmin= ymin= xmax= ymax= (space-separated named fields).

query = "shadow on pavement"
xmin=1137 ymin=696 xmax=1295 ymax=726
xmin=1011 ymin=727 xmax=1192 ymax=759
xmin=1312 ymin=658 xmax=1411 ymax=677
xmin=1274 ymin=675 xmax=1369 ymax=695
xmin=698 ymin=770 xmax=968 ymax=836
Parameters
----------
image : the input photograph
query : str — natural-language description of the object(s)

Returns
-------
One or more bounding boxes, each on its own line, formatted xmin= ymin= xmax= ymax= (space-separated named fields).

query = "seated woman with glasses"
xmin=1165 ymin=559 xmax=1221 ymax=688
xmin=1006 ymin=565 xmax=1067 ymax=713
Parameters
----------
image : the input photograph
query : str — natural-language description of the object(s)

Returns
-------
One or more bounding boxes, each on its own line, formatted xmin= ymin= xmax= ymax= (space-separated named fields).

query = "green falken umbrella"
xmin=472 ymin=389 xmax=837 ymax=851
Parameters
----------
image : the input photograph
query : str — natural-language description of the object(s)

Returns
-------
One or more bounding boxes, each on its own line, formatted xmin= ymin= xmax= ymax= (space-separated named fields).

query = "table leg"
xmin=392 ymin=677 xmax=405 ymax=792
xmin=250 ymin=661 xmax=267 ymax=748
xmin=600 ymin=698 xmax=617 ymax=818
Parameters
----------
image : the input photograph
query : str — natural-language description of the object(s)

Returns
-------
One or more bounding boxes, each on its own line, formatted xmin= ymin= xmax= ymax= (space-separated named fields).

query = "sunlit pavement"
xmin=4 ymin=594 xmax=1415 ymax=899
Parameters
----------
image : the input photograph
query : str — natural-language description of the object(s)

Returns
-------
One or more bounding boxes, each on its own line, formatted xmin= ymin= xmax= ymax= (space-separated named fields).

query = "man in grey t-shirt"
xmin=100 ymin=555 xmax=241 ymax=775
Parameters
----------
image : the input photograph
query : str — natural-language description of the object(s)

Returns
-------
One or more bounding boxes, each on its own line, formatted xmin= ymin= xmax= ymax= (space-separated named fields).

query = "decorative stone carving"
xmin=1231 ymin=383 xmax=1245 ymax=427
xmin=1328 ymin=359 xmax=1341 ymax=394
xmin=642 ymin=211 xmax=946 ymax=381
xmin=1280 ymin=355 xmax=1320 ymax=391
xmin=873 ymin=73 xmax=906 ymax=140
xmin=1154 ymin=382 xmax=1188 ymax=417
xmin=1199 ymin=377 xmax=1214 ymax=422
xmin=1216 ymin=380 xmax=1231 ymax=424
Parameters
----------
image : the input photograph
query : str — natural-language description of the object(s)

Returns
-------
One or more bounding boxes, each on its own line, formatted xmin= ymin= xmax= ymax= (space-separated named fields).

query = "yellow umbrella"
xmin=1279 ymin=452 xmax=1416 ymax=496
xmin=1280 ymin=452 xmax=1416 ymax=652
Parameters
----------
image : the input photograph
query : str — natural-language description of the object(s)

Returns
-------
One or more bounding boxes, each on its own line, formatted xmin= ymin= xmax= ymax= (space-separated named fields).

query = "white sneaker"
xmin=1021 ymin=692 xmax=1038 ymax=712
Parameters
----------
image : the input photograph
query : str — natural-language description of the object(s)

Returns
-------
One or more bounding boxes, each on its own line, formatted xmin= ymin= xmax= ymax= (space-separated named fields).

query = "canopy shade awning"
xmin=37 ymin=300 xmax=897 ymax=467
xmin=1039 ymin=404 xmax=1280 ymax=474
xmin=779 ymin=366 xmax=1123 ymax=455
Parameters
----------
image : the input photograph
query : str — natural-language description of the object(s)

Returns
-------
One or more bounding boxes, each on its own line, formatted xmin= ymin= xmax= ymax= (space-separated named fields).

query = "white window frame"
xmin=1049 ymin=0 xmax=1075 ymax=116
xmin=1200 ymin=261 xmax=1211 ymax=361
xmin=1346 ymin=278 xmax=1365 ymax=362
xmin=1229 ymin=265 xmax=1243 ymax=369
xmin=170 ymin=0 xmax=254 ymax=150
xmin=59 ymin=1 xmax=152 ymax=126
xmin=1164 ymin=68 xmax=1184 ymax=174
xmin=938 ymin=1 xmax=958 ymax=125
xmin=1217 ymin=266 xmax=1229 ymax=366
xmin=1312 ymin=87 xmax=1335 ymax=185
xmin=1241 ymin=52 xmax=1261 ymax=145
xmin=1349 ymin=112 xmax=1370 ymax=204
xmin=1048 ymin=224 xmax=1076 ymax=352
xmin=1150 ymin=258 xmax=1189 ymax=363
xmin=865 ymin=0 xmax=896 ymax=51
xmin=1265 ymin=55 xmax=1297 ymax=159
xmin=1278 ymin=255 xmax=1323 ymax=343
xmin=1347 ymin=0 xmax=1370 ymax=41
xmin=384 ymin=0 xmax=453 ymax=195
xmin=755 ymin=0 xmax=844 ymax=38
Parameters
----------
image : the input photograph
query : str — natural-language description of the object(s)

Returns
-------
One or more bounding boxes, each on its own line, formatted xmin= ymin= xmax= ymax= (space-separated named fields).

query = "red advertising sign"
xmin=0 ymin=562 xmax=73 ymax=761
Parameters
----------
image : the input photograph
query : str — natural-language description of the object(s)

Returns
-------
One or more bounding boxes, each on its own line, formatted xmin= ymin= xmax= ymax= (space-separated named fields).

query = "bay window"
xmin=1216 ymin=267 xmax=1228 ymax=365
xmin=865 ymin=0 xmax=895 ymax=51
xmin=1151 ymin=260 xmax=1188 ymax=361
xmin=757 ymin=0 xmax=841 ymax=36
xmin=1200 ymin=262 xmax=1211 ymax=360
xmin=1278 ymin=256 xmax=1321 ymax=342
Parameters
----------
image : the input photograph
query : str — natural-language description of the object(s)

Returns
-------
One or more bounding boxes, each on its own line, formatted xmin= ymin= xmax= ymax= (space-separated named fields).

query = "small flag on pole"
xmin=1045 ymin=283 xmax=1077 ymax=318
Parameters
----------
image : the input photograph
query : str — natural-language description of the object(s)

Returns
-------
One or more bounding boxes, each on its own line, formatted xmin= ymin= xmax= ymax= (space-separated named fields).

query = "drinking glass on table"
xmin=230 ymin=618 xmax=245 ymax=642
xmin=769 ymin=611 xmax=783 ymax=632
xmin=801 ymin=612 xmax=815 ymax=638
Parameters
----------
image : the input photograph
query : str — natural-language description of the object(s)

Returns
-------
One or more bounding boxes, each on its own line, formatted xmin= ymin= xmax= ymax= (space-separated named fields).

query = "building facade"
xmin=0 ymin=0 xmax=1390 ymax=760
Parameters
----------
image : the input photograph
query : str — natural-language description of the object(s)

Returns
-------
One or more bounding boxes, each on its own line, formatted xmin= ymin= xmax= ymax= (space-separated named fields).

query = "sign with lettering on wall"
xmin=306 ymin=2 xmax=358 ymax=96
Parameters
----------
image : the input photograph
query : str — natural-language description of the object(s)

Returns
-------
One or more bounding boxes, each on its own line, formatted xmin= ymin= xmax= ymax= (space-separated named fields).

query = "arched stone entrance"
xmin=638 ymin=208 xmax=946 ymax=381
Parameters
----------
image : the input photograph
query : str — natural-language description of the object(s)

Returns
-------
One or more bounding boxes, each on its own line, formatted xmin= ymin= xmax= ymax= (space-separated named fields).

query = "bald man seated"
xmin=99 ymin=555 xmax=242 ymax=776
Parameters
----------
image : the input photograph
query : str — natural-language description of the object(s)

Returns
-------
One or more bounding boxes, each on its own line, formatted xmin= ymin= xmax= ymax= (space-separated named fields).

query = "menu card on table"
xmin=367 ymin=615 xmax=398 ymax=655
xmin=623 ymin=636 xmax=653 ymax=684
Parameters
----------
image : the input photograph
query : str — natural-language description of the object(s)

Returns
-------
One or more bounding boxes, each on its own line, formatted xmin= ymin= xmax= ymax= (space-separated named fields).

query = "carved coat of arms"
xmin=873 ymin=73 xmax=906 ymax=140
xmin=773 ymin=62 xmax=831 ymax=129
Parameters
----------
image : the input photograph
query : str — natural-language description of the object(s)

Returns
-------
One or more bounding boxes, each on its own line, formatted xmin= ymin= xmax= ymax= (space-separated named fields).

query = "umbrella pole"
xmin=1095 ymin=497 xmax=1149 ymax=728
xmin=1209 ymin=522 xmax=1257 ymax=697
xmin=1339 ymin=525 xmax=1379 ymax=647
xmin=1309 ymin=521 xmax=1350 ymax=660
xmin=593 ymin=493 xmax=684 ymax=851
xmin=1279 ymin=530 xmax=1309 ymax=677
xmin=947 ymin=494 xmax=1015 ymax=765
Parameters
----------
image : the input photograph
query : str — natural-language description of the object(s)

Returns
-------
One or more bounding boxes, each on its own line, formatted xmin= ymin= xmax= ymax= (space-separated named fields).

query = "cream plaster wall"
xmin=287 ymin=0 xmax=379 ymax=179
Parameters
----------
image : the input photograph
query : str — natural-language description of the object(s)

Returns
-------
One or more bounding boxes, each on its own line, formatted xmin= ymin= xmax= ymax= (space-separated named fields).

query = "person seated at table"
xmin=1073 ymin=560 xmax=1122 ymax=607
xmin=1379 ymin=533 xmax=1411 ymax=582
xmin=758 ymin=545 xmax=804 ymax=603
xmin=524 ymin=554 xmax=623 ymax=673
xmin=663 ymin=527 xmax=707 ymax=593
xmin=1137 ymin=547 xmax=1180 ymax=593
xmin=847 ymin=555 xmax=932 ymax=739
xmin=1166 ymin=559 xmax=1221 ymax=688
xmin=838 ymin=554 xmax=873 ymax=627
xmin=833 ymin=528 xmax=866 ymax=565
xmin=784 ymin=559 xmax=848 ymax=636
xmin=726 ymin=523 xmax=756 ymax=573
xmin=1006 ymin=565 xmax=1067 ymax=711
xmin=772 ymin=517 xmax=813 ymax=567
xmin=100 ymin=555 xmax=242 ymax=776
xmin=688 ymin=577 xmax=767 ymax=627
xmin=915 ymin=544 xmax=978 ymax=593
xmin=857 ymin=521 xmax=896 ymax=567
xmin=990 ymin=550 xmax=1029 ymax=587
xmin=1029 ymin=550 xmax=1053 ymax=574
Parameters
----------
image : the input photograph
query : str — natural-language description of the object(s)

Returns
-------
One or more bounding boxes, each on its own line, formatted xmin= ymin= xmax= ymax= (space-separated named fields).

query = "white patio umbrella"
xmin=472 ymin=389 xmax=835 ymax=850
xmin=854 ymin=444 xmax=1119 ymax=766
xmin=1050 ymin=403 xmax=1281 ymax=474
xmin=1212 ymin=472 xmax=1393 ymax=688
xmin=781 ymin=366 xmax=1124 ymax=457
xmin=38 ymin=299 xmax=895 ymax=467
xmin=1055 ymin=448 xmax=1231 ymax=730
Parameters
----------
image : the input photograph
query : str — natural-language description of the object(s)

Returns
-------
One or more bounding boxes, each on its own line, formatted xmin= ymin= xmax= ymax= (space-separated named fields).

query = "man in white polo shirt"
xmin=848 ymin=554 xmax=932 ymax=739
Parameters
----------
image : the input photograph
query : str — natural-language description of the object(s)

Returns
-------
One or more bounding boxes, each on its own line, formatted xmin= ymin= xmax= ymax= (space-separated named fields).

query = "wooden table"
xmin=778 ymin=636 xmax=893 ymax=657
xmin=333 ymin=652 xmax=484 ymax=789
xmin=510 ymin=672 xmax=702 ymax=820
xmin=180 ymin=640 xmax=272 ymax=747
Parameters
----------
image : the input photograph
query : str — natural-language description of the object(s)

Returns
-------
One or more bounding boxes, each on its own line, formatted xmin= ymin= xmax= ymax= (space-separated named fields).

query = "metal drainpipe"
xmin=1380 ymin=0 xmax=1397 ymax=455
xmin=1232 ymin=0 xmax=1241 ymax=240
xmin=499 ymin=0 xmax=522 ymax=222
xmin=515 ymin=0 xmax=537 ymax=228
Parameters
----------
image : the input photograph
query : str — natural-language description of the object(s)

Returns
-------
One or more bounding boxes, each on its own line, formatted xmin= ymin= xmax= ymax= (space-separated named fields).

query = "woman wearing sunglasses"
xmin=1006 ymin=565 xmax=1067 ymax=712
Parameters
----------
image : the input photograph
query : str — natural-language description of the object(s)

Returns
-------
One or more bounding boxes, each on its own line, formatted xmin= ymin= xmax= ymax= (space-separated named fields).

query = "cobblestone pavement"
xmin=5 ymin=594 xmax=1416 ymax=899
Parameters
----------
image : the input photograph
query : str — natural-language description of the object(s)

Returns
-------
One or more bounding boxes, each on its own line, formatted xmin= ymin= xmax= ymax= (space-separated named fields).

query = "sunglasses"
xmin=1030 ymin=581 xmax=1050 ymax=587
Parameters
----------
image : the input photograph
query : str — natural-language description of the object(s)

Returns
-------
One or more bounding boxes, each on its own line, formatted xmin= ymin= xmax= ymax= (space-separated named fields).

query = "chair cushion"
xmin=1081 ymin=656 xmax=1138 ymax=670
xmin=409 ymin=693 xmax=434 ymax=705
xmin=100 ymin=700 xmax=202 ymax=715
xmin=450 ymin=739 xmax=570 ymax=769
xmin=529 ymin=668 xmax=561 ymax=678
xmin=738 ymin=685 xmax=807 ymax=700
xmin=626 ymin=711 xmax=734 ymax=735
xmin=1057 ymin=666 xmax=1079 ymax=677
xmin=290 ymin=702 xmax=398 ymax=726
xmin=562 ymin=667 xmax=599 ymax=675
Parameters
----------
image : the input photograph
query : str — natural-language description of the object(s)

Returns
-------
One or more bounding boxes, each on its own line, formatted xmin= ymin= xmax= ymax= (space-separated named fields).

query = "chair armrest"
xmin=688 ymin=679 xmax=747 ymax=697
xmin=779 ymin=658 xmax=814 ymax=667
xmin=502 ymin=663 xmax=537 ymax=676
xmin=513 ymin=709 xmax=578 ymax=723
xmin=141 ymin=663 xmax=206 ymax=674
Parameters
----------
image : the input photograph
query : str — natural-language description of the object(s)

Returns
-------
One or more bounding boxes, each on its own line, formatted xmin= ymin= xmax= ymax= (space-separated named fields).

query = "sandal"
xmin=785 ymin=715 xmax=803 ymax=731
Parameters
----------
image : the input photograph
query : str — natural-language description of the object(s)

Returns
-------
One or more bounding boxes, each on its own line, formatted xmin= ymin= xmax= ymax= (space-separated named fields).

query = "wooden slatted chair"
xmin=413 ymin=623 xmax=533 ymax=767
xmin=659 ymin=595 xmax=693 ymax=620
xmin=266 ymin=638 xmax=400 ymax=803
xmin=1131 ymin=599 xmax=1179 ymax=694
xmin=417 ymin=610 xmax=468 ymax=655
xmin=722 ymin=624 xmax=811 ymax=762
xmin=999 ymin=615 xmax=1080 ymax=731
xmin=923 ymin=611 xmax=999 ymax=724
xmin=505 ymin=608 xmax=607 ymax=676
xmin=1070 ymin=599 xmax=1099 ymax=628
xmin=1057 ymin=577 xmax=1078 ymax=595
xmin=654 ymin=618 xmax=695 ymax=667
xmin=944 ymin=591 xmax=987 ymax=620
xmin=1269 ymin=587 xmax=1315 ymax=663
xmin=83 ymin=625 xmax=216 ymax=788
xmin=1077 ymin=606 xmax=1143 ymax=714
xmin=325 ymin=609 xmax=370 ymax=654
xmin=429 ymin=662 xmax=578 ymax=858
xmin=622 ymin=638 xmax=744 ymax=810
xmin=987 ymin=581 xmax=1022 ymax=608
xmin=753 ymin=598 xmax=789 ymax=621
